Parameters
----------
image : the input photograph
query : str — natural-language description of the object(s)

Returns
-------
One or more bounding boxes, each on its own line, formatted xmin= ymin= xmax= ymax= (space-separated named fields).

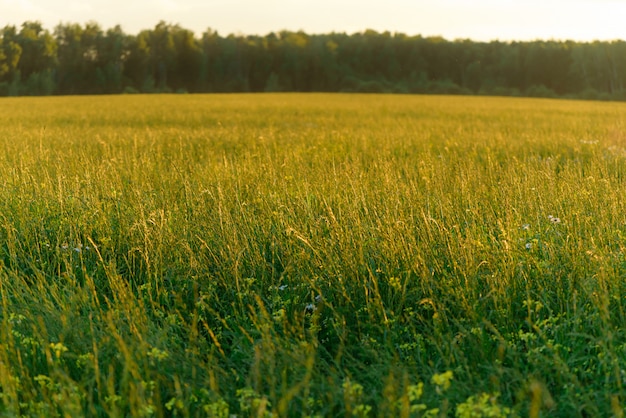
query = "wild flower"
xmin=522 ymin=224 xmax=530 ymax=230
xmin=456 ymin=392 xmax=510 ymax=418
xmin=525 ymin=243 xmax=532 ymax=250
xmin=548 ymin=215 xmax=561 ymax=224
xmin=305 ymin=303 xmax=317 ymax=312
xmin=432 ymin=370 xmax=454 ymax=393
xmin=49 ymin=342 xmax=68 ymax=359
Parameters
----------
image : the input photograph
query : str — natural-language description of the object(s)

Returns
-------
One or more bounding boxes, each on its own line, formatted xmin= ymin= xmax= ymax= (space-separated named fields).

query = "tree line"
xmin=1 ymin=20 xmax=626 ymax=100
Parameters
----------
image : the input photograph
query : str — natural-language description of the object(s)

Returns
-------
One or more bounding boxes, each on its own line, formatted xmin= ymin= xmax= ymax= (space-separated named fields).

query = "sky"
xmin=1 ymin=0 xmax=626 ymax=42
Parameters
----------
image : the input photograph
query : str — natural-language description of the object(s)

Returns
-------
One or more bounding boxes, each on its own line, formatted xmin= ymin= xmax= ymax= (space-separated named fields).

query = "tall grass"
xmin=0 ymin=93 xmax=625 ymax=416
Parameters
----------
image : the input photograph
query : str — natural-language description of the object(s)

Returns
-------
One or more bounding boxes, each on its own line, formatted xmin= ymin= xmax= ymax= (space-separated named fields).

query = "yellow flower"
xmin=432 ymin=370 xmax=454 ymax=392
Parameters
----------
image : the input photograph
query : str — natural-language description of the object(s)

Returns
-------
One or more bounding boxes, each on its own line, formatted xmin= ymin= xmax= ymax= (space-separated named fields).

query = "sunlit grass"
xmin=0 ymin=93 xmax=625 ymax=416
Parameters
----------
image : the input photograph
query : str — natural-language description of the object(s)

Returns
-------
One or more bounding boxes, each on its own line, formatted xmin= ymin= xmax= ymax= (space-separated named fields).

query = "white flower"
xmin=548 ymin=215 xmax=561 ymax=224
xmin=525 ymin=243 xmax=532 ymax=250
xmin=305 ymin=303 xmax=317 ymax=312
xmin=278 ymin=285 xmax=288 ymax=291
xmin=522 ymin=224 xmax=530 ymax=230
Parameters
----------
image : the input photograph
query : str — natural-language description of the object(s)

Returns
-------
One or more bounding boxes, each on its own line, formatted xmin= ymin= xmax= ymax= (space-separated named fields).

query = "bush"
xmin=123 ymin=86 xmax=139 ymax=94
xmin=579 ymin=88 xmax=601 ymax=101
xmin=526 ymin=84 xmax=557 ymax=98
xmin=427 ymin=79 xmax=471 ymax=95
xmin=480 ymin=86 xmax=521 ymax=97
xmin=355 ymin=80 xmax=389 ymax=93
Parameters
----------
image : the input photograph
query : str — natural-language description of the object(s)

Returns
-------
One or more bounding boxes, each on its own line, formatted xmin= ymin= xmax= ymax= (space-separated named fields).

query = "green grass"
xmin=0 ymin=93 xmax=625 ymax=417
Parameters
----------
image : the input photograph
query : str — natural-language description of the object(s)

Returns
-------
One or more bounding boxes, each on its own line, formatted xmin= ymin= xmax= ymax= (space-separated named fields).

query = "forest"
xmin=1 ymin=20 xmax=626 ymax=99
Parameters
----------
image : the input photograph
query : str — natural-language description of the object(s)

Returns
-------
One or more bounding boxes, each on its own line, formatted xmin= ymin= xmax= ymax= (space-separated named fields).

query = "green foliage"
xmin=456 ymin=393 xmax=511 ymax=418
xmin=4 ymin=21 xmax=626 ymax=99
xmin=0 ymin=93 xmax=625 ymax=416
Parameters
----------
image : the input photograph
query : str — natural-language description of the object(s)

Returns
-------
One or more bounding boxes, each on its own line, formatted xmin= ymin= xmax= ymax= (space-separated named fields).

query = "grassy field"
xmin=0 ymin=93 xmax=625 ymax=417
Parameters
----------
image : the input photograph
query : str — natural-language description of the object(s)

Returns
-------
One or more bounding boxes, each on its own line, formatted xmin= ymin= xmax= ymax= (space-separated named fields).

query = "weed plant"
xmin=0 ymin=93 xmax=625 ymax=416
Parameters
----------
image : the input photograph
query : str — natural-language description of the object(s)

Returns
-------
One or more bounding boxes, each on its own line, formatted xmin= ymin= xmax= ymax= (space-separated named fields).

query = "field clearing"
xmin=0 ymin=93 xmax=625 ymax=416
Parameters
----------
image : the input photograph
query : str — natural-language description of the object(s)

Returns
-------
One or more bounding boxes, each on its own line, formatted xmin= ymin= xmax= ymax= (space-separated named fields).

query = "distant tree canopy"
xmin=1 ymin=20 xmax=626 ymax=100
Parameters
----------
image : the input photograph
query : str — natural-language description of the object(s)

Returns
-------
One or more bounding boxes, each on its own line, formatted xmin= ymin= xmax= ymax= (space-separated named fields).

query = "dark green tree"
xmin=0 ymin=26 xmax=22 ymax=83
xmin=171 ymin=27 xmax=203 ymax=92
xmin=4 ymin=20 xmax=626 ymax=100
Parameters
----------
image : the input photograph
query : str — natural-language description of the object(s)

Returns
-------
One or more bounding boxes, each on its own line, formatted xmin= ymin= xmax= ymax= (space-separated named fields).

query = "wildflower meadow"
xmin=0 ymin=93 xmax=625 ymax=416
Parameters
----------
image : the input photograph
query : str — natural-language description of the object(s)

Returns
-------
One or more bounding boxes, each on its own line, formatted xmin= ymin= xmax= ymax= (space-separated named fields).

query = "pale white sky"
xmin=1 ymin=0 xmax=625 ymax=41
